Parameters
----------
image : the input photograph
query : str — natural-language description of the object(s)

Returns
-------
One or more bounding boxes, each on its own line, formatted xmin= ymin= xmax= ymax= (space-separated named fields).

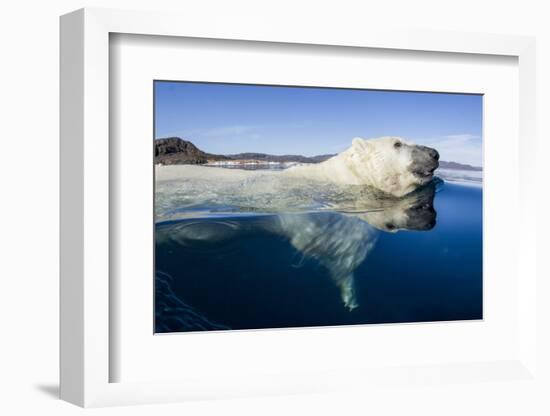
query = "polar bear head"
xmin=346 ymin=136 xmax=439 ymax=197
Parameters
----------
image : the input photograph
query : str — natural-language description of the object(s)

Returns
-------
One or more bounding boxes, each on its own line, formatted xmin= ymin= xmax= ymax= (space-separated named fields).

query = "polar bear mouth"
xmin=412 ymin=167 xmax=437 ymax=179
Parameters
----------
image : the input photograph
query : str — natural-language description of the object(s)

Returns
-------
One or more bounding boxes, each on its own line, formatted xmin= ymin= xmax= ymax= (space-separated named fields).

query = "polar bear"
xmin=285 ymin=136 xmax=439 ymax=197
xmin=156 ymin=136 xmax=439 ymax=200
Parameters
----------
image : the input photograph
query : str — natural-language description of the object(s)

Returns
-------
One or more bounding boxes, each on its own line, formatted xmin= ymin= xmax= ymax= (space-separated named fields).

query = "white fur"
xmin=156 ymin=136 xmax=434 ymax=198
xmin=285 ymin=136 xmax=430 ymax=197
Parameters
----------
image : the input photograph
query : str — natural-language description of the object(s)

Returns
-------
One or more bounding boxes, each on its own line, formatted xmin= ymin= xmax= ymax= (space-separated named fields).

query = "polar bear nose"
xmin=428 ymin=148 xmax=439 ymax=161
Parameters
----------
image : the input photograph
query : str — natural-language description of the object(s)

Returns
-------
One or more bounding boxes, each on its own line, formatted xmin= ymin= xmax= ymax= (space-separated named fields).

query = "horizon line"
xmin=154 ymin=136 xmax=483 ymax=168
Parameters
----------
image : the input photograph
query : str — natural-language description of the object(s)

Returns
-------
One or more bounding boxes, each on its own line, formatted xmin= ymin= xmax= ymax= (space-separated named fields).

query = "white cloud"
xmin=414 ymin=134 xmax=483 ymax=167
xmin=443 ymin=134 xmax=481 ymax=141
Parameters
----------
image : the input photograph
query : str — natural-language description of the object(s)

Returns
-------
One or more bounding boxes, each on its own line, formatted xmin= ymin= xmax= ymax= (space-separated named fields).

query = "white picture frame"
xmin=60 ymin=7 xmax=538 ymax=407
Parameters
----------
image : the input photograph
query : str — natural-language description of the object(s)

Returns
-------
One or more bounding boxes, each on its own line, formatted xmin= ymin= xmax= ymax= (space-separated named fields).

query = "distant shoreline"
xmin=155 ymin=137 xmax=483 ymax=172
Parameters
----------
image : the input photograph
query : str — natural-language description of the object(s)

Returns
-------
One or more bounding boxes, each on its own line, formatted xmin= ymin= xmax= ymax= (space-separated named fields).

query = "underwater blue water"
xmin=155 ymin=180 xmax=482 ymax=333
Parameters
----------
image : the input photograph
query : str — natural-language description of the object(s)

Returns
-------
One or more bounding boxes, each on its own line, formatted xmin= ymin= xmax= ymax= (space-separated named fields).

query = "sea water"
xmin=154 ymin=169 xmax=483 ymax=333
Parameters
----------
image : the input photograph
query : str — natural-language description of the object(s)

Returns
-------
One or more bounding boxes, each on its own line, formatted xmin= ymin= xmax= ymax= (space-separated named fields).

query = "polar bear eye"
xmin=393 ymin=141 xmax=402 ymax=149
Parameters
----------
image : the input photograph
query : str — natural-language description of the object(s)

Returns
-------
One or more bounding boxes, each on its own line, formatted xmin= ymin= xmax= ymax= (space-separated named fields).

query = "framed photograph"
xmin=60 ymin=8 xmax=538 ymax=407
xmin=153 ymin=81 xmax=482 ymax=331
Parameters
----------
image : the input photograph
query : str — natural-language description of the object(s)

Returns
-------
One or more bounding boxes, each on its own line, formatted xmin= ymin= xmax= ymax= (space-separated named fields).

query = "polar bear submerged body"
xmin=284 ymin=136 xmax=439 ymax=197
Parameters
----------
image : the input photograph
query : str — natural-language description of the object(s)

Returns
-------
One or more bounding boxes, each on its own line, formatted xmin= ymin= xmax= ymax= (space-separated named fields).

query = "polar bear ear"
xmin=352 ymin=137 xmax=369 ymax=151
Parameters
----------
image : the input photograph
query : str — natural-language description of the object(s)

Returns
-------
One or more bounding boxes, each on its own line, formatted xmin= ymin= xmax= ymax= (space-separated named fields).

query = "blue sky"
xmin=155 ymin=81 xmax=483 ymax=166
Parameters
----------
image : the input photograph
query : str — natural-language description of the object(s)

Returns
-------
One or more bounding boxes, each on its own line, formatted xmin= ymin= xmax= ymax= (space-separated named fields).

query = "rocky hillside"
xmin=155 ymin=137 xmax=332 ymax=165
xmin=155 ymin=137 xmax=229 ymax=165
